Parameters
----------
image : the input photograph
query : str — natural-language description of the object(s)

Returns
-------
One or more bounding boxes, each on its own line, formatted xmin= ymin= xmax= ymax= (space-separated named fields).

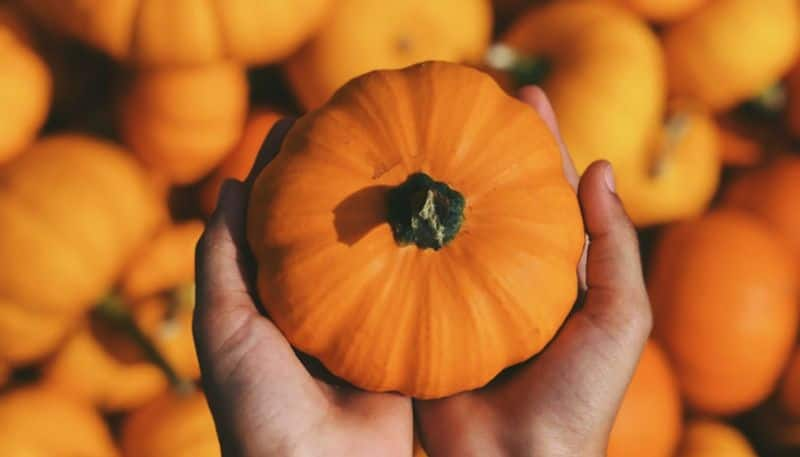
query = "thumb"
xmin=577 ymin=161 xmax=651 ymax=341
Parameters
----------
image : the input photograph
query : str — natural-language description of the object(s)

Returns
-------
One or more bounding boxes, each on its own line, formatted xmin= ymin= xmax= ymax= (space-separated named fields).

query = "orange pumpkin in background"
xmin=121 ymin=221 xmax=204 ymax=302
xmin=201 ymin=110 xmax=282 ymax=215
xmin=134 ymin=295 xmax=200 ymax=381
xmin=724 ymin=156 xmax=800 ymax=264
xmin=663 ymin=0 xmax=800 ymax=112
xmin=716 ymin=116 xmax=768 ymax=167
xmin=119 ymin=62 xmax=248 ymax=185
xmin=620 ymin=105 xmax=720 ymax=227
xmin=649 ymin=209 xmax=798 ymax=415
xmin=42 ymin=322 xmax=167 ymax=412
xmin=0 ymin=386 xmax=119 ymax=457
xmin=609 ymin=0 xmax=707 ymax=22
xmin=0 ymin=6 xmax=51 ymax=163
xmin=285 ymin=0 xmax=492 ymax=110
xmin=607 ymin=340 xmax=683 ymax=457
xmin=248 ymin=62 xmax=585 ymax=398
xmin=122 ymin=390 xmax=219 ymax=457
xmin=677 ymin=420 xmax=757 ymax=457
xmin=779 ymin=348 xmax=800 ymax=419
xmin=19 ymin=0 xmax=333 ymax=66
xmin=0 ymin=135 xmax=162 ymax=365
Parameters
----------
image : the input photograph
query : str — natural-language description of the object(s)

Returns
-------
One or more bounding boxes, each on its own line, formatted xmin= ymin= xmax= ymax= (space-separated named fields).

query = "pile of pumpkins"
xmin=1 ymin=0 xmax=800 ymax=455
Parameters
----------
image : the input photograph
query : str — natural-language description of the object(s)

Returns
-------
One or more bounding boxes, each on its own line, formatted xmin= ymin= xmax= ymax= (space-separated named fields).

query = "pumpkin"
xmin=779 ymin=348 xmax=800 ymax=419
xmin=134 ymin=296 xmax=200 ymax=381
xmin=121 ymin=221 xmax=204 ymax=301
xmin=285 ymin=0 xmax=492 ymax=110
xmin=122 ymin=390 xmax=219 ymax=457
xmin=663 ymin=0 xmax=800 ymax=112
xmin=716 ymin=116 xmax=768 ymax=167
xmin=42 ymin=322 xmax=166 ymax=412
xmin=497 ymin=1 xmax=665 ymax=188
xmin=724 ymin=156 xmax=800 ymax=266
xmin=649 ymin=209 xmax=798 ymax=415
xmin=0 ymin=363 xmax=8 ymax=386
xmin=609 ymin=0 xmax=707 ymax=22
xmin=119 ymin=62 xmax=248 ymax=185
xmin=619 ymin=104 xmax=719 ymax=227
xmin=0 ymin=386 xmax=119 ymax=457
xmin=0 ymin=6 xmax=51 ymax=163
xmin=19 ymin=0 xmax=333 ymax=66
xmin=247 ymin=61 xmax=585 ymax=398
xmin=200 ymin=109 xmax=282 ymax=215
xmin=677 ymin=420 xmax=757 ymax=457
xmin=0 ymin=134 xmax=162 ymax=364
xmin=608 ymin=340 xmax=683 ymax=457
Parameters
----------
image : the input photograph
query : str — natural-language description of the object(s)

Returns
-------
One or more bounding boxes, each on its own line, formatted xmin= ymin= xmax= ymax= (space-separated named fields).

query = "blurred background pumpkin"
xmin=0 ymin=0 xmax=799 ymax=454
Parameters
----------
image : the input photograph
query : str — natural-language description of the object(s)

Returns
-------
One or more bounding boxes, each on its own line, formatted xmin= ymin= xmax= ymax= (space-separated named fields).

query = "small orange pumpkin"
xmin=620 ymin=105 xmax=720 ymax=227
xmin=498 ymin=1 xmax=665 ymax=182
xmin=119 ymin=62 xmax=249 ymax=185
xmin=42 ymin=321 xmax=167 ymax=412
xmin=649 ymin=209 xmax=798 ymax=415
xmin=663 ymin=0 xmax=800 ymax=112
xmin=0 ymin=386 xmax=119 ymax=457
xmin=779 ymin=348 xmax=800 ymax=419
xmin=200 ymin=109 xmax=282 ymax=215
xmin=609 ymin=0 xmax=707 ymax=22
xmin=724 ymin=156 xmax=800 ymax=266
xmin=608 ymin=340 xmax=683 ymax=457
xmin=677 ymin=420 xmax=757 ymax=457
xmin=122 ymin=390 xmax=219 ymax=457
xmin=20 ymin=0 xmax=333 ymax=66
xmin=248 ymin=62 xmax=585 ymax=398
xmin=0 ymin=134 xmax=162 ymax=364
xmin=121 ymin=221 xmax=204 ymax=302
xmin=0 ymin=6 xmax=51 ymax=163
xmin=285 ymin=0 xmax=492 ymax=110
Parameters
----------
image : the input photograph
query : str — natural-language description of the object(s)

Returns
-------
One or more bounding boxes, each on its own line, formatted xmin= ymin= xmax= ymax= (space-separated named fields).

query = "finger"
xmin=578 ymin=160 xmax=651 ymax=341
xmin=244 ymin=117 xmax=296 ymax=189
xmin=518 ymin=85 xmax=580 ymax=189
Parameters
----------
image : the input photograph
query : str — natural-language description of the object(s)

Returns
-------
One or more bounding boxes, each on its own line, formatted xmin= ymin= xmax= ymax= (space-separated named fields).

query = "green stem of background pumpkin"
xmin=737 ymin=83 xmax=786 ymax=118
xmin=485 ymin=44 xmax=553 ymax=87
xmin=95 ymin=295 xmax=193 ymax=393
xmin=386 ymin=173 xmax=465 ymax=250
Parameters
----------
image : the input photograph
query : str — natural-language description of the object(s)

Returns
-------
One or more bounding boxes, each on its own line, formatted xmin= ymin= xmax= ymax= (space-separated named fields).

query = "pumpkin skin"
xmin=609 ymin=0 xmax=707 ymax=22
xmin=649 ymin=209 xmax=798 ymax=415
xmin=200 ymin=110 xmax=282 ymax=215
xmin=779 ymin=348 xmax=800 ymax=418
xmin=0 ymin=6 xmax=51 ymax=163
xmin=248 ymin=62 xmax=585 ymax=399
xmin=119 ymin=62 xmax=249 ymax=185
xmin=620 ymin=106 xmax=719 ymax=227
xmin=0 ymin=386 xmax=119 ymax=457
xmin=0 ymin=135 xmax=162 ymax=364
xmin=121 ymin=221 xmax=204 ymax=301
xmin=663 ymin=0 xmax=800 ymax=112
xmin=285 ymin=0 xmax=492 ymax=110
xmin=42 ymin=323 xmax=167 ymax=412
xmin=677 ymin=420 xmax=757 ymax=457
xmin=607 ymin=340 xmax=682 ymax=457
xmin=716 ymin=116 xmax=767 ymax=167
xmin=122 ymin=390 xmax=219 ymax=457
xmin=20 ymin=0 xmax=333 ymax=66
xmin=500 ymin=1 xmax=665 ymax=180
xmin=724 ymin=156 xmax=800 ymax=267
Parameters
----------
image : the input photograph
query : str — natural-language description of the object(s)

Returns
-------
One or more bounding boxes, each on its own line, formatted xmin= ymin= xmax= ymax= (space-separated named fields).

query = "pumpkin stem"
xmin=649 ymin=113 xmax=690 ymax=178
xmin=485 ymin=44 xmax=552 ymax=87
xmin=95 ymin=295 xmax=193 ymax=393
xmin=737 ymin=83 xmax=786 ymax=119
xmin=387 ymin=173 xmax=465 ymax=250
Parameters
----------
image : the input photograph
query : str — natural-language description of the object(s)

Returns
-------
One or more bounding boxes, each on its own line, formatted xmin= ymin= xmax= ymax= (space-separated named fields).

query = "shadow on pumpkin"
xmin=333 ymin=185 xmax=391 ymax=245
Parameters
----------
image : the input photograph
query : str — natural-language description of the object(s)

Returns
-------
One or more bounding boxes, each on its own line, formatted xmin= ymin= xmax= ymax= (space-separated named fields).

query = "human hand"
xmin=194 ymin=120 xmax=412 ymax=457
xmin=414 ymin=87 xmax=653 ymax=457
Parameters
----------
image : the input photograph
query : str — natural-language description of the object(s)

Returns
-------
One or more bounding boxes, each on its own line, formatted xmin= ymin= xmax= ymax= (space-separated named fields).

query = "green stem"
xmin=95 ymin=295 xmax=192 ymax=393
xmin=386 ymin=173 xmax=465 ymax=250
xmin=485 ymin=44 xmax=552 ymax=87
xmin=737 ymin=83 xmax=786 ymax=118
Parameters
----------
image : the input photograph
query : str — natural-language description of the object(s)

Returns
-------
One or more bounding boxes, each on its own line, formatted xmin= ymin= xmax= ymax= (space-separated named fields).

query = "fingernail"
xmin=604 ymin=164 xmax=616 ymax=194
